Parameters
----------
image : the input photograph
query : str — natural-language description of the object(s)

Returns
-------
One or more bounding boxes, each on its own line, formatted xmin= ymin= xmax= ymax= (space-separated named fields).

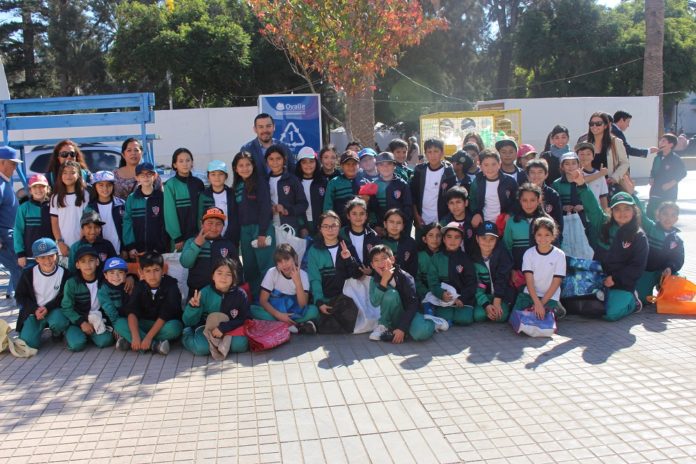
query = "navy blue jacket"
xmin=300 ymin=176 xmax=327 ymax=233
xmin=373 ymin=265 xmax=421 ymax=333
xmin=611 ymin=124 xmax=648 ymax=158
xmin=469 ymin=172 xmax=519 ymax=217
xmin=649 ymin=151 xmax=687 ymax=202
xmin=411 ymin=162 xmax=458 ymax=222
xmin=369 ymin=176 xmax=413 ymax=228
xmin=198 ymin=186 xmax=235 ymax=241
xmin=501 ymin=166 xmax=528 ymax=186
xmin=472 ymin=243 xmax=516 ymax=305
xmin=231 ymin=174 xmax=273 ymax=246
xmin=270 ymin=171 xmax=308 ymax=231
xmin=597 ymin=226 xmax=649 ymax=292
xmin=340 ymin=226 xmax=383 ymax=268
xmin=217 ymin=286 xmax=252 ymax=333
xmin=124 ymin=274 xmax=182 ymax=322
xmin=240 ymin=138 xmax=295 ymax=178
xmin=383 ymin=235 xmax=418 ymax=278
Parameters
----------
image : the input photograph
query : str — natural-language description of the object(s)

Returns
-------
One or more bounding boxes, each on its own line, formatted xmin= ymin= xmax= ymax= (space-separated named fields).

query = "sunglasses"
xmin=588 ymin=121 xmax=605 ymax=127
xmin=59 ymin=151 xmax=76 ymax=158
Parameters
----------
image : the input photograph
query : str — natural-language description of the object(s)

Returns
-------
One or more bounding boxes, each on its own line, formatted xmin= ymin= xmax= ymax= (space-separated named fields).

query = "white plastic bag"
xmin=274 ymin=224 xmax=307 ymax=263
xmin=342 ymin=277 xmax=380 ymax=334
xmin=561 ymin=213 xmax=594 ymax=260
xmin=422 ymin=283 xmax=460 ymax=307
xmin=162 ymin=252 xmax=189 ymax=300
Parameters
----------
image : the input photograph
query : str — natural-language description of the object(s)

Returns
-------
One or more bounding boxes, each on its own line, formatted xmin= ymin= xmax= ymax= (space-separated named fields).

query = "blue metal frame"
xmin=0 ymin=93 xmax=156 ymax=188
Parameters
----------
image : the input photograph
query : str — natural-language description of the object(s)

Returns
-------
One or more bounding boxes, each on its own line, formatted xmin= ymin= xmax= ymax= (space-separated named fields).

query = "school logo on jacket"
xmin=404 ymin=251 xmax=410 ymax=261
xmin=622 ymin=241 xmax=632 ymax=249
xmin=441 ymin=182 xmax=448 ymax=191
xmin=545 ymin=204 xmax=553 ymax=213
xmin=99 ymin=253 xmax=107 ymax=262
xmin=283 ymin=185 xmax=290 ymax=195
xmin=467 ymin=229 xmax=473 ymax=238
xmin=119 ymin=209 xmax=125 ymax=216
xmin=456 ymin=265 xmax=463 ymax=273
xmin=152 ymin=206 xmax=160 ymax=216
xmin=230 ymin=309 xmax=239 ymax=319
xmin=220 ymin=248 xmax=229 ymax=257
xmin=319 ymin=187 xmax=325 ymax=196
xmin=393 ymin=190 xmax=401 ymax=199
xmin=366 ymin=244 xmax=374 ymax=252
xmin=670 ymin=241 xmax=678 ymax=249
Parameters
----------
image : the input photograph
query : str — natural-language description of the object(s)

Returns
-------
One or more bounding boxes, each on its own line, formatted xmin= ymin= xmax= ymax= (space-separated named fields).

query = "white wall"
xmin=477 ymin=96 xmax=660 ymax=178
xmin=4 ymin=106 xmax=259 ymax=168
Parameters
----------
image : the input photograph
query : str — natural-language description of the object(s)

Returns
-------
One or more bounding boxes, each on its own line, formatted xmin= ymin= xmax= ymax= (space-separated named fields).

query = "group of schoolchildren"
xmin=8 ymin=120 xmax=687 ymax=358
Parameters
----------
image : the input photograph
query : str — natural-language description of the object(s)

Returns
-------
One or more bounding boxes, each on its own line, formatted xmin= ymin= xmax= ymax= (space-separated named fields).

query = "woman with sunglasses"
xmin=586 ymin=112 xmax=629 ymax=194
xmin=45 ymin=140 xmax=91 ymax=188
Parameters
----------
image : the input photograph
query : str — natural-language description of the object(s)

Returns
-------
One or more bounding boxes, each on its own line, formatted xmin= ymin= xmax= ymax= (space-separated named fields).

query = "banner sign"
xmin=258 ymin=94 xmax=322 ymax=155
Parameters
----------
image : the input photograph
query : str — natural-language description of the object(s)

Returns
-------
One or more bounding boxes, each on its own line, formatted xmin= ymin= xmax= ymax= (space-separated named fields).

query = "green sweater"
xmin=98 ymin=282 xmax=126 ymax=324
xmin=182 ymin=285 xmax=222 ymax=327
xmin=163 ymin=174 xmax=204 ymax=243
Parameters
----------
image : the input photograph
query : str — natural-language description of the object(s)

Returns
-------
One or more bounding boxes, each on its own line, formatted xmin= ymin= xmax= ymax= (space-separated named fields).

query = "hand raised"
xmin=189 ymin=289 xmax=201 ymax=307
xmin=340 ymin=240 xmax=351 ymax=259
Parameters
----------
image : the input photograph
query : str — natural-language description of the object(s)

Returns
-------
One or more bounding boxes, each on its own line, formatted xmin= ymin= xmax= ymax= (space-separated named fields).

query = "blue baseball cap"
xmin=135 ymin=162 xmax=155 ymax=175
xmin=207 ymin=160 xmax=228 ymax=173
xmin=93 ymin=170 xmax=115 ymax=183
xmin=358 ymin=148 xmax=377 ymax=159
xmin=0 ymin=146 xmax=22 ymax=163
xmin=31 ymin=238 xmax=59 ymax=257
xmin=104 ymin=257 xmax=128 ymax=272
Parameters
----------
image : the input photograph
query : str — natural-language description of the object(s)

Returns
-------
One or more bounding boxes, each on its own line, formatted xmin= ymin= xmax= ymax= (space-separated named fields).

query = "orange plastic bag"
xmin=648 ymin=275 xmax=696 ymax=315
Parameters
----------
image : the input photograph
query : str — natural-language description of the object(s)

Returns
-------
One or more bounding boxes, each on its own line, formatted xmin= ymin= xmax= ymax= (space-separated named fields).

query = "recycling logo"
xmin=280 ymin=122 xmax=306 ymax=148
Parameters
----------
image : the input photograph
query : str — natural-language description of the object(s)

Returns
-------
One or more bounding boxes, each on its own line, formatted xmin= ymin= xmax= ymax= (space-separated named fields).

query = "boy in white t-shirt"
xmin=575 ymin=142 xmax=609 ymax=210
xmin=252 ymin=244 xmax=319 ymax=334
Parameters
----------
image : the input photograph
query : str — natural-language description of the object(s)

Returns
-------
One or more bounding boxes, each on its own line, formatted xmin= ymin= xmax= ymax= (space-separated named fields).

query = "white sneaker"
xmin=423 ymin=314 xmax=449 ymax=332
xmin=288 ymin=325 xmax=299 ymax=334
xmin=153 ymin=339 xmax=170 ymax=355
xmin=369 ymin=324 xmax=388 ymax=341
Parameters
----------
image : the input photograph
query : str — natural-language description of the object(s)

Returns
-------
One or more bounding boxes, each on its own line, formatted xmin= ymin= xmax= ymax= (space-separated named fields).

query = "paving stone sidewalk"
xmin=0 ymin=176 xmax=695 ymax=464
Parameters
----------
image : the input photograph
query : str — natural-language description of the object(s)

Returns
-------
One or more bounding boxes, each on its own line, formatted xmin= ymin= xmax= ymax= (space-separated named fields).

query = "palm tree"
xmin=643 ymin=0 xmax=664 ymax=135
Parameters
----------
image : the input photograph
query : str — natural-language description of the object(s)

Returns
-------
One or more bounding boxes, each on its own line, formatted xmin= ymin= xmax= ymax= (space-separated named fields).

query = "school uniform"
xmin=98 ymin=280 xmax=128 ymax=330
xmin=13 ymin=198 xmax=52 ymax=260
xmin=182 ymin=284 xmax=250 ymax=356
xmin=501 ymin=166 xmax=528 ymax=186
xmin=49 ymin=191 xmax=90 ymax=247
xmin=180 ymin=236 xmax=243 ymax=299
xmin=582 ymin=168 xmax=609 ymax=208
xmin=395 ymin=163 xmax=414 ymax=183
xmin=468 ymin=173 xmax=518 ymax=223
xmin=163 ymin=174 xmax=205 ymax=246
xmin=230 ymin=175 xmax=275 ymax=299
xmin=123 ymin=186 xmax=169 ymax=254
xmin=424 ymin=248 xmax=476 ymax=325
xmin=114 ymin=275 xmax=184 ymax=344
xmin=300 ymin=175 xmax=327 ymax=234
xmin=416 ymin=249 xmax=436 ymax=300
xmin=635 ymin=201 xmax=684 ymax=303
xmin=197 ymin=186 xmax=235 ymax=240
xmin=339 ymin=226 xmax=382 ymax=268
xmin=251 ymin=267 xmax=319 ymax=324
xmin=369 ymin=266 xmax=435 ymax=341
xmin=370 ymin=176 xmax=413 ymax=233
xmin=68 ymin=238 xmax=116 ymax=274
xmin=513 ymin=245 xmax=566 ymax=313
xmin=540 ymin=148 xmax=566 ymax=188
xmin=61 ymin=274 xmax=115 ymax=351
xmin=269 ymin=170 xmax=308 ymax=231
xmin=306 ymin=236 xmax=362 ymax=307
xmin=383 ymin=235 xmax=418 ymax=279
xmin=472 ymin=243 xmax=515 ymax=322
xmin=411 ymin=162 xmax=457 ymax=226
xmin=541 ymin=184 xmax=564 ymax=235
xmin=439 ymin=213 xmax=475 ymax=254
xmin=16 ymin=264 xmax=70 ymax=349
xmin=647 ymin=151 xmax=686 ymax=218
xmin=581 ymin=189 xmax=649 ymax=321
xmin=503 ymin=213 xmax=540 ymax=271
xmin=323 ymin=174 xmax=364 ymax=221
xmin=86 ymin=198 xmax=125 ymax=254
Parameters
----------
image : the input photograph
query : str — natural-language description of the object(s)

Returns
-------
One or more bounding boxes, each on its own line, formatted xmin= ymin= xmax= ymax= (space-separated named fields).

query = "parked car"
xmin=22 ymin=142 xmax=123 ymax=179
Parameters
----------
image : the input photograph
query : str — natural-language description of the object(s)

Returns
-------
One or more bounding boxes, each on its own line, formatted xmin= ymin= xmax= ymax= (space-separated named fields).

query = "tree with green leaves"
xmin=110 ymin=0 xmax=252 ymax=108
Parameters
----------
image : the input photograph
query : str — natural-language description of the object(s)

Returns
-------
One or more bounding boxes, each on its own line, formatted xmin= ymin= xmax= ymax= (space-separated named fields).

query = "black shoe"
xmin=298 ymin=321 xmax=317 ymax=335
xmin=380 ymin=331 xmax=395 ymax=342
xmin=553 ymin=303 xmax=567 ymax=320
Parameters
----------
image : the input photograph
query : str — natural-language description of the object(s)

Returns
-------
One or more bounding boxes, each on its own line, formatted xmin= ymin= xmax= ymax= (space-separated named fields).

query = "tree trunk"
xmin=345 ymin=76 xmax=375 ymax=150
xmin=21 ymin=3 xmax=36 ymax=87
xmin=643 ymin=0 xmax=664 ymax=135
